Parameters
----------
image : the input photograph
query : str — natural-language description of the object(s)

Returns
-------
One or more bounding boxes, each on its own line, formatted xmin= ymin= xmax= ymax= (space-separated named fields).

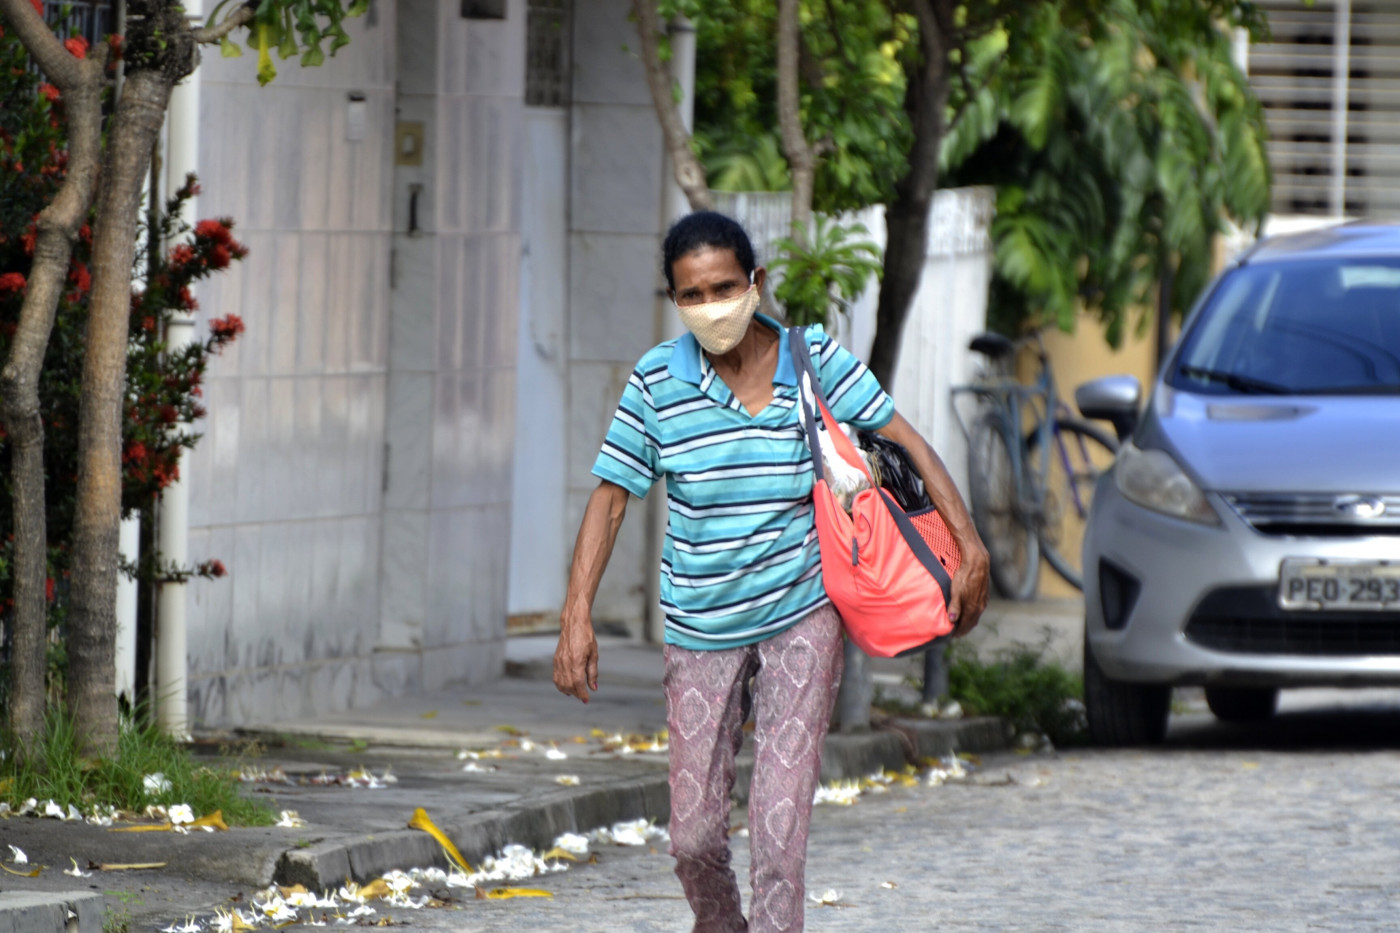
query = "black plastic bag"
xmin=856 ymin=430 xmax=931 ymax=512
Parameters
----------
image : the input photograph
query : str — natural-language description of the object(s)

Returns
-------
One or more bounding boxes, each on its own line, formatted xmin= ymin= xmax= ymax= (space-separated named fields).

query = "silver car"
xmin=1077 ymin=222 xmax=1400 ymax=745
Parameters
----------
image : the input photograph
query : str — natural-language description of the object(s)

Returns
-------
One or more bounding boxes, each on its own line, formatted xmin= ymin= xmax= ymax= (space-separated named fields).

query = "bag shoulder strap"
xmin=788 ymin=326 xmax=827 ymax=482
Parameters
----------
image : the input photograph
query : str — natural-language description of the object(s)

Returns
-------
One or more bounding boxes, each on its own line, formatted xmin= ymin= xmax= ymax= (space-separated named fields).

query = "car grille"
xmin=1185 ymin=587 xmax=1400 ymax=656
xmin=1223 ymin=492 xmax=1400 ymax=536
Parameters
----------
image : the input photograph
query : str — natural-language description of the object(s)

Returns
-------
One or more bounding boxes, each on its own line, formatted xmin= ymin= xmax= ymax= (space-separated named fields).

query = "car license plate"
xmin=1278 ymin=559 xmax=1400 ymax=611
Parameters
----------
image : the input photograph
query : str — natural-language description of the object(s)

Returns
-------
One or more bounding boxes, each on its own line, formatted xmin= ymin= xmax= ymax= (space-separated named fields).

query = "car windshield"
xmin=1173 ymin=258 xmax=1400 ymax=395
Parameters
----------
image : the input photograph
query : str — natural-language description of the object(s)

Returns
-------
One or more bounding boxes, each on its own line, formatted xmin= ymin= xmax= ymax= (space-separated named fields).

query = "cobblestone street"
xmin=407 ymin=693 xmax=1400 ymax=932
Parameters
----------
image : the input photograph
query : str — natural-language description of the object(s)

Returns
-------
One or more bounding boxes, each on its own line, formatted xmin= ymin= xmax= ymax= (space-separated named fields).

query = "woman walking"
xmin=554 ymin=211 xmax=989 ymax=932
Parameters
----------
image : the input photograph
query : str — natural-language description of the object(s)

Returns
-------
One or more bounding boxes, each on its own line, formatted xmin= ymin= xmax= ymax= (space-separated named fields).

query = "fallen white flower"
xmin=554 ymin=775 xmax=580 ymax=786
xmin=813 ymin=781 xmax=862 ymax=806
xmin=160 ymin=917 xmax=202 ymax=933
xmin=810 ymin=889 xmax=843 ymax=906
xmin=275 ymin=810 xmax=306 ymax=828
xmin=168 ymin=803 xmax=195 ymax=825
xmin=8 ymin=844 xmax=28 ymax=864
xmin=144 ymin=773 xmax=173 ymax=794
xmin=552 ymin=833 xmax=590 ymax=855
xmin=410 ymin=867 xmax=449 ymax=884
xmin=592 ymin=818 xmax=668 ymax=847
xmin=518 ymin=739 xmax=538 ymax=752
xmin=64 ymin=857 xmax=92 ymax=878
xmin=383 ymin=870 xmax=417 ymax=893
xmin=462 ymin=762 xmax=495 ymax=773
xmin=347 ymin=905 xmax=376 ymax=918
xmin=544 ymin=748 xmax=568 ymax=761
xmin=18 ymin=798 xmax=37 ymax=816
xmin=66 ymin=803 xmax=82 ymax=821
xmin=87 ymin=805 xmax=117 ymax=827
xmin=0 ymin=803 xmax=10 ymax=816
xmin=43 ymin=799 xmax=66 ymax=819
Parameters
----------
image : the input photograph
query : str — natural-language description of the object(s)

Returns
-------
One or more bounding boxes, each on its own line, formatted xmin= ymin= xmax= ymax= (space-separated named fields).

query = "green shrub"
xmin=947 ymin=641 xmax=1086 ymax=747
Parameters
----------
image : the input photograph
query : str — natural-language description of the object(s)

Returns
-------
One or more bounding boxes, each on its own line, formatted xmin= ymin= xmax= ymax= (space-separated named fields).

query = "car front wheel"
xmin=1084 ymin=636 xmax=1171 ymax=746
xmin=1205 ymin=686 xmax=1279 ymax=722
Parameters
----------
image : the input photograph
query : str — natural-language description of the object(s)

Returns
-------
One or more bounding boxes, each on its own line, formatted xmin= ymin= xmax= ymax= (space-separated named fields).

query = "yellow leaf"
xmin=278 ymin=885 xmax=308 ymax=898
xmin=1241 ymin=761 xmax=1260 ymax=770
xmin=1 ymin=863 xmax=40 ymax=877
xmin=483 ymin=887 xmax=552 ymax=899
xmin=420 ymin=711 xmax=439 ymax=720
xmin=589 ymin=728 xmax=607 ymax=738
xmin=109 ymin=823 xmax=174 ymax=832
xmin=571 ymin=736 xmax=589 ymax=744
xmin=540 ymin=847 xmax=579 ymax=862
xmin=358 ymin=878 xmax=393 ymax=900
xmin=94 ymin=862 xmax=168 ymax=871
xmin=406 ymin=808 xmax=474 ymax=874
xmin=494 ymin=724 xmax=524 ymax=736
xmin=190 ymin=810 xmax=229 ymax=831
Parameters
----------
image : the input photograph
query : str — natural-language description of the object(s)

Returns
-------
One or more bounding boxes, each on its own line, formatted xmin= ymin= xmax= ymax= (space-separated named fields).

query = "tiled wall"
xmin=185 ymin=0 xmax=524 ymax=726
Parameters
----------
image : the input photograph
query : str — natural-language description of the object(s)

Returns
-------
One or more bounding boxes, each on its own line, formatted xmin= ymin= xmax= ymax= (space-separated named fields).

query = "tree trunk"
xmin=775 ymin=0 xmax=814 ymax=241
xmin=0 ymin=0 xmax=109 ymax=749
xmin=631 ymin=0 xmax=712 ymax=212
xmin=67 ymin=0 xmax=194 ymax=752
xmin=867 ymin=0 xmax=952 ymax=390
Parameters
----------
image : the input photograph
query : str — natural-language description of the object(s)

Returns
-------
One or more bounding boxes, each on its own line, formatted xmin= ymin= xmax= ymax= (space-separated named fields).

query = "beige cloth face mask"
xmin=676 ymin=279 xmax=761 ymax=355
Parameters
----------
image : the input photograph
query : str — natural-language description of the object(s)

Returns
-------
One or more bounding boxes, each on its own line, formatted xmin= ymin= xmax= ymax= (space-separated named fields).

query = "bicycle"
xmin=951 ymin=331 xmax=1118 ymax=598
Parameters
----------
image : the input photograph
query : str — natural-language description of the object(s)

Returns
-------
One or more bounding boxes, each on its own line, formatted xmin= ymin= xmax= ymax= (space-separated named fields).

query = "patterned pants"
xmin=663 ymin=603 xmax=845 ymax=933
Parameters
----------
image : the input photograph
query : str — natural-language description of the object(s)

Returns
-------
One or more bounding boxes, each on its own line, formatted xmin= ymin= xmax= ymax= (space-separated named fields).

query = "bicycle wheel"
xmin=968 ymin=412 xmax=1039 ymax=600
xmin=1028 ymin=417 xmax=1118 ymax=591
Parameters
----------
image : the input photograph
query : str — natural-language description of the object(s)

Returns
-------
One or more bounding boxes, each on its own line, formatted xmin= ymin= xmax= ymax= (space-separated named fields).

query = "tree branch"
xmin=630 ymin=0 xmax=712 ymax=212
xmin=192 ymin=4 xmax=255 ymax=45
xmin=0 ymin=0 xmax=84 ymax=86
xmin=777 ymin=0 xmax=816 ymax=239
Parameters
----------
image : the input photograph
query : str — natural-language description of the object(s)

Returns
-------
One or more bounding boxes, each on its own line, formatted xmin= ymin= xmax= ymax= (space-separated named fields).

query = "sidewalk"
xmin=0 ymin=631 xmax=1013 ymax=933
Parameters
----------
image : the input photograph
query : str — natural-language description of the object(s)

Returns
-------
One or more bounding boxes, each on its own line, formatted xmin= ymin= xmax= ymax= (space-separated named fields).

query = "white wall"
xmin=508 ymin=108 xmax=571 ymax=620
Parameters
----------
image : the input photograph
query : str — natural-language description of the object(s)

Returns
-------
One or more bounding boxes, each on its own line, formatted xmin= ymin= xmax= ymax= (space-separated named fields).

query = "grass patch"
xmin=1 ymin=706 xmax=274 ymax=826
xmin=947 ymin=641 xmax=1086 ymax=747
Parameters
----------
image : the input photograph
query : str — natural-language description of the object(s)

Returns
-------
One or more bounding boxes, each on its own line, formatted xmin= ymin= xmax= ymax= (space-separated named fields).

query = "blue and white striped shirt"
xmin=592 ymin=315 xmax=894 ymax=650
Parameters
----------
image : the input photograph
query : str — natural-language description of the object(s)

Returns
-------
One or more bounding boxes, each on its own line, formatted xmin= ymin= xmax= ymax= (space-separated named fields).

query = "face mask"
xmin=675 ymin=277 xmax=761 ymax=355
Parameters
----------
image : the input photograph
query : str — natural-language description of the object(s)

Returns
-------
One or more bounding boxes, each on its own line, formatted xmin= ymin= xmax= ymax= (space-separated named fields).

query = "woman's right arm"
xmin=553 ymin=480 xmax=631 ymax=703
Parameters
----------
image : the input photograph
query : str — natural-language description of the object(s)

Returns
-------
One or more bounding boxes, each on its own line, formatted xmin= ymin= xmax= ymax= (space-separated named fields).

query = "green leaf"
xmin=219 ymin=35 xmax=243 ymax=58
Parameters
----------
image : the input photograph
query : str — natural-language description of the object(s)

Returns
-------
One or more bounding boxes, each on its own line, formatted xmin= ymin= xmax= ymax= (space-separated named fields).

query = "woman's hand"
xmin=552 ymin=481 xmax=629 ymax=704
xmin=554 ymin=608 xmax=599 ymax=703
xmin=948 ymin=538 xmax=991 ymax=636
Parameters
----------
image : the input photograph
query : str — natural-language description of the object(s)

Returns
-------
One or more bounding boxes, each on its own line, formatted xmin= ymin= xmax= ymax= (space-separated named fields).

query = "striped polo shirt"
xmin=591 ymin=314 xmax=894 ymax=650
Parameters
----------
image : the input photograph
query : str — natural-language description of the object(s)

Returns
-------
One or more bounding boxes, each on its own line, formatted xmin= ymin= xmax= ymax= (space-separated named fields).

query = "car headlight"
xmin=1113 ymin=441 xmax=1221 ymax=525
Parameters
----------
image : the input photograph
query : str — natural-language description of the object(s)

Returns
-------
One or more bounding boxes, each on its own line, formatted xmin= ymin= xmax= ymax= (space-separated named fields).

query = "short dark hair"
xmin=662 ymin=211 xmax=756 ymax=291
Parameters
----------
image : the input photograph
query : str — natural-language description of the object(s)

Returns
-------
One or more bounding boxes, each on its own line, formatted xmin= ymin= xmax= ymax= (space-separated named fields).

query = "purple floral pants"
xmin=663 ymin=603 xmax=845 ymax=933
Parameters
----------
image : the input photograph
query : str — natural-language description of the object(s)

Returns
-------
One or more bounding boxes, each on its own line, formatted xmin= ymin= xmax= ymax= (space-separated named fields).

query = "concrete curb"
xmin=0 ymin=892 xmax=104 ymax=933
xmin=273 ymin=716 xmax=1007 ymax=889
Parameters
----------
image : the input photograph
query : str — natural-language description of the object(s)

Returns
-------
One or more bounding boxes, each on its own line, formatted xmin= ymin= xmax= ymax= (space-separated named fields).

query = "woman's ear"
xmin=753 ymin=266 xmax=767 ymax=292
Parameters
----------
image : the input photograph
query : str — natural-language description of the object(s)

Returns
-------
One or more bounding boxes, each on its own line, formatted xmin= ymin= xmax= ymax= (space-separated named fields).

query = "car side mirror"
xmin=1075 ymin=375 xmax=1142 ymax=442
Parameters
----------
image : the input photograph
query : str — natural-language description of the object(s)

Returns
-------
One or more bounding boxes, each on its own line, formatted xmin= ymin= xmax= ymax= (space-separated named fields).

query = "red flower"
xmin=169 ymin=243 xmax=196 ymax=268
xmin=195 ymin=219 xmax=233 ymax=245
xmin=206 ymin=559 xmax=227 ymax=578
xmin=210 ymin=314 xmax=245 ymax=340
xmin=29 ymin=0 xmax=41 ymax=15
xmin=177 ymin=286 xmax=198 ymax=310
xmin=63 ymin=35 xmax=88 ymax=58
xmin=0 ymin=272 xmax=26 ymax=294
xmin=208 ymin=244 xmax=231 ymax=269
xmin=68 ymin=262 xmax=90 ymax=293
xmin=106 ymin=34 xmax=123 ymax=59
xmin=142 ymin=316 xmax=156 ymax=332
xmin=38 ymin=83 xmax=59 ymax=102
xmin=45 ymin=578 xmax=55 ymax=603
xmin=123 ymin=440 xmax=148 ymax=464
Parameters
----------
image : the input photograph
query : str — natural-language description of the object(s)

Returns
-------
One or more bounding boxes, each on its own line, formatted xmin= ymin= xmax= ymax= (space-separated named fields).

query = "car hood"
xmin=1152 ymin=389 xmax=1400 ymax=493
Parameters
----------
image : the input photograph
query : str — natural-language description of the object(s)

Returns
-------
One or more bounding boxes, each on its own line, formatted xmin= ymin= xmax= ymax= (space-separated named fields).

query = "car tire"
xmin=1084 ymin=636 xmax=1171 ymax=746
xmin=1205 ymin=686 xmax=1279 ymax=722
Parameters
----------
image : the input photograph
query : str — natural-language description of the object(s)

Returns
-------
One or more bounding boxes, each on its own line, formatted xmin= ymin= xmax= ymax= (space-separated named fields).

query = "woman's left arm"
xmin=876 ymin=411 xmax=991 ymax=635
